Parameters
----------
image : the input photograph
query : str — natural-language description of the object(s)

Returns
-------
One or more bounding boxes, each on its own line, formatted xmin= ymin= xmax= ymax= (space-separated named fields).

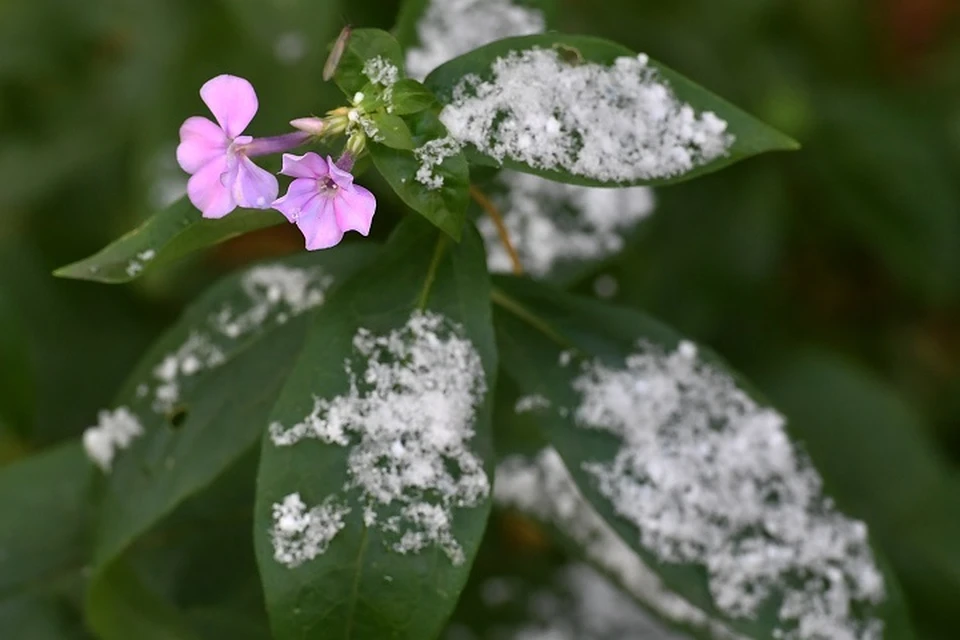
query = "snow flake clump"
xmin=405 ymin=0 xmax=546 ymax=81
xmin=440 ymin=49 xmax=734 ymax=182
xmin=414 ymin=136 xmax=463 ymax=190
xmin=83 ymin=407 xmax=144 ymax=471
xmin=212 ymin=264 xmax=331 ymax=339
xmin=478 ymin=171 xmax=655 ymax=276
xmin=363 ymin=56 xmax=400 ymax=88
xmin=570 ymin=340 xmax=885 ymax=639
xmin=125 ymin=249 xmax=156 ymax=278
xmin=270 ymin=493 xmax=351 ymax=568
xmin=270 ymin=311 xmax=489 ymax=564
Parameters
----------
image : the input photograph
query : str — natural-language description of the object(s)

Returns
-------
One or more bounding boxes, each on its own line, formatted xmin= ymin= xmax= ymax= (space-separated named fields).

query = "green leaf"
xmin=388 ymin=79 xmax=437 ymax=115
xmin=255 ymin=217 xmax=496 ymax=640
xmin=371 ymin=110 xmax=470 ymax=241
xmin=89 ymin=247 xmax=377 ymax=573
xmin=369 ymin=112 xmax=416 ymax=150
xmin=762 ymin=351 xmax=960 ymax=637
xmin=424 ymin=34 xmax=799 ymax=187
xmin=0 ymin=443 xmax=92 ymax=639
xmin=490 ymin=277 xmax=913 ymax=639
xmin=333 ymin=29 xmax=405 ymax=97
xmin=53 ymin=198 xmax=283 ymax=284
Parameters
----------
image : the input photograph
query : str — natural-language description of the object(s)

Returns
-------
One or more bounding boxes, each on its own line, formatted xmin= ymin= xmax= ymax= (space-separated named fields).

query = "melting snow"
xmin=125 ymin=249 xmax=157 ymax=278
xmin=405 ymin=0 xmax=546 ymax=81
xmin=478 ymin=171 xmax=655 ymax=276
xmin=270 ymin=311 xmax=489 ymax=565
xmin=440 ymin=49 xmax=733 ymax=182
xmin=270 ymin=493 xmax=351 ymax=568
xmin=82 ymin=407 xmax=145 ymax=471
xmin=569 ymin=340 xmax=885 ymax=639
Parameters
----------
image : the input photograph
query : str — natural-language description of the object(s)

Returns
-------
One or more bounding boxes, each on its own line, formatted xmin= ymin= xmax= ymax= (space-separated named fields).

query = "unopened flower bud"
xmin=290 ymin=117 xmax=326 ymax=136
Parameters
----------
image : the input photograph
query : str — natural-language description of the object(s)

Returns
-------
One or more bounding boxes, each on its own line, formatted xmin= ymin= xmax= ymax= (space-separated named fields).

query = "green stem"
xmin=490 ymin=287 xmax=574 ymax=349
xmin=416 ymin=236 xmax=449 ymax=310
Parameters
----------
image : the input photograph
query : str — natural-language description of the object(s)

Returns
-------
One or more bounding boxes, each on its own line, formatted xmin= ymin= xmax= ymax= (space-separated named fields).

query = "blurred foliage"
xmin=1 ymin=0 xmax=959 ymax=637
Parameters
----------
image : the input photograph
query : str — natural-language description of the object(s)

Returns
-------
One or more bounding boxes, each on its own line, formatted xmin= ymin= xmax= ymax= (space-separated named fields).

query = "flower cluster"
xmin=176 ymin=75 xmax=377 ymax=250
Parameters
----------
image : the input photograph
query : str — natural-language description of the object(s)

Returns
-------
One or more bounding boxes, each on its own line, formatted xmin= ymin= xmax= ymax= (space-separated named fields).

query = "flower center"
xmin=318 ymin=177 xmax=339 ymax=196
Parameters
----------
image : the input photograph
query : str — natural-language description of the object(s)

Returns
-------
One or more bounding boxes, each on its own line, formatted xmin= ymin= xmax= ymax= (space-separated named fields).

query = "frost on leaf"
xmin=270 ymin=311 xmax=489 ymax=565
xmin=405 ymin=0 xmax=546 ymax=81
xmin=567 ymin=340 xmax=885 ymax=639
xmin=413 ymin=136 xmax=463 ymax=190
xmin=125 ymin=249 xmax=156 ymax=278
xmin=478 ymin=171 xmax=656 ymax=276
xmin=363 ymin=56 xmax=401 ymax=88
xmin=440 ymin=49 xmax=734 ymax=182
xmin=496 ymin=449 xmax=733 ymax=637
xmin=83 ymin=407 xmax=144 ymax=472
xmin=271 ymin=492 xmax=350 ymax=568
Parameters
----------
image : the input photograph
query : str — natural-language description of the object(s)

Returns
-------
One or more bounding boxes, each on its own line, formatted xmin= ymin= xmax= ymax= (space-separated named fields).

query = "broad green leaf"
xmin=762 ymin=352 xmax=960 ymax=637
xmin=371 ymin=110 xmax=470 ymax=241
xmin=388 ymin=79 xmax=437 ymax=115
xmin=255 ymin=217 xmax=497 ymax=640
xmin=0 ymin=443 xmax=92 ymax=639
xmin=53 ymin=198 xmax=283 ymax=284
xmin=89 ymin=247 xmax=376 ymax=573
xmin=370 ymin=112 xmax=416 ymax=150
xmin=333 ymin=29 xmax=405 ymax=97
xmin=490 ymin=277 xmax=912 ymax=639
xmin=424 ymin=34 xmax=798 ymax=187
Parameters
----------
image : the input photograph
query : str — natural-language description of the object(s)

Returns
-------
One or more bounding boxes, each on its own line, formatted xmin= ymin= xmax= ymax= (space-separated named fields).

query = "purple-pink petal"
xmin=279 ymin=152 xmax=330 ymax=179
xmin=187 ymin=157 xmax=236 ymax=219
xmin=200 ymin=75 xmax=258 ymax=139
xmin=272 ymin=178 xmax=321 ymax=223
xmin=232 ymin=155 xmax=278 ymax=209
xmin=334 ymin=185 xmax=376 ymax=236
xmin=327 ymin=156 xmax=354 ymax=188
xmin=299 ymin=198 xmax=345 ymax=250
xmin=177 ymin=116 xmax=228 ymax=173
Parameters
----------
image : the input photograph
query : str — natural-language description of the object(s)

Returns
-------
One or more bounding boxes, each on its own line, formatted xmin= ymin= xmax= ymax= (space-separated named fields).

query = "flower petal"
xmin=327 ymin=156 xmax=354 ymax=188
xmin=187 ymin=156 xmax=236 ymax=219
xmin=200 ymin=75 xmax=258 ymax=139
xmin=273 ymin=178 xmax=321 ymax=223
xmin=333 ymin=184 xmax=376 ymax=236
xmin=232 ymin=155 xmax=278 ymax=209
xmin=297 ymin=198 xmax=344 ymax=250
xmin=279 ymin=152 xmax=330 ymax=179
xmin=176 ymin=116 xmax=228 ymax=174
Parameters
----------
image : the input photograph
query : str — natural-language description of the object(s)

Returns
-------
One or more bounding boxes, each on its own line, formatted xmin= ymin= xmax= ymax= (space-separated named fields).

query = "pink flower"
xmin=176 ymin=75 xmax=279 ymax=218
xmin=273 ymin=153 xmax=377 ymax=251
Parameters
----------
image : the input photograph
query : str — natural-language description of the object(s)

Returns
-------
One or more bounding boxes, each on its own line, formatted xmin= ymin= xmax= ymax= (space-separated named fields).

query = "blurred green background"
xmin=1 ymin=0 xmax=958 ymax=637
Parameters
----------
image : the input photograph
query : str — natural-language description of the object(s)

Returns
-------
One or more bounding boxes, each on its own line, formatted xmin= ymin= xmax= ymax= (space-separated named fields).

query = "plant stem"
xmin=416 ymin=235 xmax=449 ymax=310
xmin=470 ymin=185 xmax=523 ymax=275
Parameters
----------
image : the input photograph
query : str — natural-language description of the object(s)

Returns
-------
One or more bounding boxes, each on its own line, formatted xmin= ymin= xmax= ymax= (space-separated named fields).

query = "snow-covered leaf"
xmin=255 ymin=217 xmax=496 ymax=639
xmin=86 ymin=247 xmax=376 ymax=574
xmin=491 ymin=277 xmax=913 ymax=639
xmin=425 ymin=34 xmax=798 ymax=187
